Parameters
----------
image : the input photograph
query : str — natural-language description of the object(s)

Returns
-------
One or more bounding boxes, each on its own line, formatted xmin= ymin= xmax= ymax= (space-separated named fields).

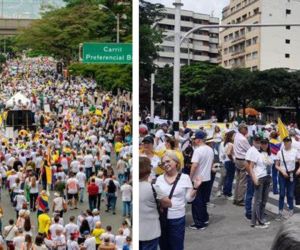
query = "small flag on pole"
xmin=278 ymin=118 xmax=289 ymax=141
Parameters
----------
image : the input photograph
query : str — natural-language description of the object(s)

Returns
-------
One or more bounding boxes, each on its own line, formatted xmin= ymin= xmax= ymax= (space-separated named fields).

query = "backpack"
xmin=108 ymin=180 xmax=116 ymax=193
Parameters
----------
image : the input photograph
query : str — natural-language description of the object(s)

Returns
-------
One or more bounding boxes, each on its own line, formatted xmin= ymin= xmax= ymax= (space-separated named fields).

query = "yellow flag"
xmin=45 ymin=166 xmax=52 ymax=184
xmin=278 ymin=118 xmax=289 ymax=141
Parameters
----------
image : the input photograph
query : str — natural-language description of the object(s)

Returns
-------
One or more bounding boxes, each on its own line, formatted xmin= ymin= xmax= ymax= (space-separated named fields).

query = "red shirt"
xmin=87 ymin=183 xmax=99 ymax=196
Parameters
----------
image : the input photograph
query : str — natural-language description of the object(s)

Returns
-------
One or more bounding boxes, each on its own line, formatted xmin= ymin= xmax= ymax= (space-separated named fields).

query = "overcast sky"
xmin=147 ymin=0 xmax=230 ymax=19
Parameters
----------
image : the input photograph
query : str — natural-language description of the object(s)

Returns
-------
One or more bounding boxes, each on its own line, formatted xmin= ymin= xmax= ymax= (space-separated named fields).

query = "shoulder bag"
xmin=281 ymin=149 xmax=294 ymax=182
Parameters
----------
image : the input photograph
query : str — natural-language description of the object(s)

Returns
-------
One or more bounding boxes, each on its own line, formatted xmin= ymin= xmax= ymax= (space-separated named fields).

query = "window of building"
xmin=224 ymin=35 xmax=228 ymax=42
xmin=161 ymin=46 xmax=174 ymax=52
xmin=246 ymin=39 xmax=252 ymax=47
xmin=252 ymin=66 xmax=258 ymax=71
xmin=224 ymin=60 xmax=228 ymax=66
xmin=242 ymin=14 xmax=247 ymax=21
xmin=235 ymin=31 xmax=239 ymax=38
xmin=285 ymin=53 xmax=290 ymax=58
xmin=247 ymin=27 xmax=252 ymax=32
xmin=181 ymin=15 xmax=192 ymax=22
xmin=286 ymin=39 xmax=290 ymax=44
xmin=286 ymin=25 xmax=291 ymax=30
xmin=252 ymin=51 xmax=258 ymax=59
xmin=224 ymin=48 xmax=228 ymax=54
xmin=229 ymin=46 xmax=233 ymax=52
xmin=231 ymin=7 xmax=235 ymax=13
xmin=237 ymin=3 xmax=241 ymax=9
xmin=236 ymin=17 xmax=241 ymax=23
xmin=254 ymin=8 xmax=259 ymax=15
xmin=240 ymin=28 xmax=245 ymax=36
xmin=228 ymin=33 xmax=234 ymax=40
xmin=246 ymin=53 xmax=251 ymax=60
xmin=252 ymin=36 xmax=258 ymax=44
xmin=166 ymin=14 xmax=175 ymax=19
xmin=286 ymin=9 xmax=291 ymax=15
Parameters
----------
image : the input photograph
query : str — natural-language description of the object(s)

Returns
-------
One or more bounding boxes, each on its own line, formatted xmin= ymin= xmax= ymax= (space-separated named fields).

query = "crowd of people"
xmin=0 ymin=57 xmax=132 ymax=250
xmin=139 ymin=118 xmax=300 ymax=250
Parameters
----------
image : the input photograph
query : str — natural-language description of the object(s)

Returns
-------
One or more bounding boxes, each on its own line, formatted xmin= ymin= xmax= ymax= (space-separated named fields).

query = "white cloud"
xmin=146 ymin=0 xmax=230 ymax=19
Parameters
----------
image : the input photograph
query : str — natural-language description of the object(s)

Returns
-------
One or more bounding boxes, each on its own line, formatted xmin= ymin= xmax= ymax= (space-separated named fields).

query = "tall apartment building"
xmin=220 ymin=0 xmax=300 ymax=71
xmin=154 ymin=7 xmax=220 ymax=68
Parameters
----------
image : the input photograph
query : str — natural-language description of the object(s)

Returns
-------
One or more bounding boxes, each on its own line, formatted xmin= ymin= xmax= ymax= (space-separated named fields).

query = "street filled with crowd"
xmin=0 ymin=57 xmax=132 ymax=250
xmin=139 ymin=117 xmax=300 ymax=250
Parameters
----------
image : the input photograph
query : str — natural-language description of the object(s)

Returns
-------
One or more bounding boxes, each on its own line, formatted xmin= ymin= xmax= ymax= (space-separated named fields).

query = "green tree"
xmin=16 ymin=1 xmax=131 ymax=63
xmin=139 ymin=0 xmax=164 ymax=80
xmin=69 ymin=63 xmax=132 ymax=91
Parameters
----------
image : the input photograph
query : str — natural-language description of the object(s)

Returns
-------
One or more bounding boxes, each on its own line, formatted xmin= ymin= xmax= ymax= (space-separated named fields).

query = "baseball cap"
xmin=142 ymin=136 xmax=154 ymax=144
xmin=238 ymin=123 xmax=248 ymax=130
xmin=283 ymin=136 xmax=292 ymax=142
xmin=191 ymin=130 xmax=207 ymax=140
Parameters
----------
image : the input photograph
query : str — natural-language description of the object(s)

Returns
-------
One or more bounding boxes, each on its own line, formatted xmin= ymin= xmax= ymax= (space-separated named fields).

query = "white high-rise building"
xmin=220 ymin=0 xmax=300 ymax=71
xmin=154 ymin=7 xmax=220 ymax=68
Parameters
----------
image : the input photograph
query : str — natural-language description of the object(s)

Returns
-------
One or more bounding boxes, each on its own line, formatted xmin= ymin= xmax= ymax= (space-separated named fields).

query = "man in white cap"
xmin=189 ymin=130 xmax=214 ymax=230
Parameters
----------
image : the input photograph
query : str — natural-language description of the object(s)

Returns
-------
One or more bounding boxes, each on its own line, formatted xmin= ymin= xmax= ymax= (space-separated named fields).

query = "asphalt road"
xmin=184 ymin=195 xmax=285 ymax=250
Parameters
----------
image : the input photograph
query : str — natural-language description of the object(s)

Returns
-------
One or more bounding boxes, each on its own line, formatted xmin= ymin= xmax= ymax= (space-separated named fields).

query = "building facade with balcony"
xmin=154 ymin=7 xmax=220 ymax=68
xmin=220 ymin=0 xmax=300 ymax=71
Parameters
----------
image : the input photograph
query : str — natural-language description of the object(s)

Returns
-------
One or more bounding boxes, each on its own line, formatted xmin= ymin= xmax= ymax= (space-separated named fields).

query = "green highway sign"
xmin=82 ymin=43 xmax=132 ymax=64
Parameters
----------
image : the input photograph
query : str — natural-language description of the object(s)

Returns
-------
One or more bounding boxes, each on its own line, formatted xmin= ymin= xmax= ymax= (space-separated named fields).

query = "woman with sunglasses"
xmin=246 ymin=137 xmax=272 ymax=228
xmin=155 ymin=150 xmax=201 ymax=250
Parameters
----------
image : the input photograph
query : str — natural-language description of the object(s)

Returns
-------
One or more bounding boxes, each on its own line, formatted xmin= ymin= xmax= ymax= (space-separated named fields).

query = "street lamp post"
xmin=172 ymin=0 xmax=183 ymax=133
xmin=172 ymin=0 xmax=300 ymax=132
xmin=99 ymin=4 xmax=120 ymax=43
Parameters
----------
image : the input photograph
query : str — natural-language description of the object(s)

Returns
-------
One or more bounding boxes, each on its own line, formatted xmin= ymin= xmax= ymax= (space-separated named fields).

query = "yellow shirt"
xmin=124 ymin=125 xmax=131 ymax=134
xmin=92 ymin=228 xmax=105 ymax=244
xmin=38 ymin=213 xmax=51 ymax=234
xmin=115 ymin=142 xmax=124 ymax=153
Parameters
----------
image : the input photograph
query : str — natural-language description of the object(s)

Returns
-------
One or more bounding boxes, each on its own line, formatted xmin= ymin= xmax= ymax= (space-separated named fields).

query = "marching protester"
xmin=0 ymin=57 xmax=132 ymax=250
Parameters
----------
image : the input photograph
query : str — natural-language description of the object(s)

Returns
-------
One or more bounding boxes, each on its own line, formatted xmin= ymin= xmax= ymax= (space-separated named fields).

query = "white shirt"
xmin=276 ymin=148 xmax=300 ymax=172
xmin=83 ymin=237 xmax=96 ymax=250
xmin=233 ymin=132 xmax=251 ymax=159
xmin=120 ymin=183 xmax=132 ymax=201
xmin=13 ymin=235 xmax=25 ymax=249
xmin=53 ymin=197 xmax=65 ymax=212
xmin=83 ymin=154 xmax=94 ymax=168
xmin=246 ymin=146 xmax=272 ymax=179
xmin=67 ymin=240 xmax=80 ymax=250
xmin=155 ymin=173 xmax=193 ymax=219
xmin=115 ymin=235 xmax=126 ymax=250
xmin=191 ymin=145 xmax=214 ymax=182
xmin=50 ymin=223 xmax=64 ymax=238
xmin=76 ymin=172 xmax=86 ymax=188
xmin=67 ymin=178 xmax=79 ymax=194
xmin=95 ymin=177 xmax=104 ymax=193
xmin=65 ymin=223 xmax=79 ymax=240
xmin=100 ymin=232 xmax=115 ymax=243
xmin=70 ymin=160 xmax=80 ymax=173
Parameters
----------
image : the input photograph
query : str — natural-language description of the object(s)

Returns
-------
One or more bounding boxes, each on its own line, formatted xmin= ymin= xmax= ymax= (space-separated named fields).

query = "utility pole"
xmin=172 ymin=0 xmax=183 ymax=134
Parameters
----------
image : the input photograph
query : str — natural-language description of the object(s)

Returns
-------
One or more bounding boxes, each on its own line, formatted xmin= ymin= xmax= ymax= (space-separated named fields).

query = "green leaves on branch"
xmin=69 ymin=63 xmax=132 ymax=91
xmin=15 ymin=1 xmax=131 ymax=63
xmin=154 ymin=62 xmax=300 ymax=119
xmin=139 ymin=0 xmax=164 ymax=80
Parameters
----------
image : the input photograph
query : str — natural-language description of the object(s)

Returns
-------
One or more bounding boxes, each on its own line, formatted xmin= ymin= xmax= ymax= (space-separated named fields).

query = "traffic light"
xmin=56 ymin=62 xmax=63 ymax=74
xmin=153 ymin=83 xmax=163 ymax=101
